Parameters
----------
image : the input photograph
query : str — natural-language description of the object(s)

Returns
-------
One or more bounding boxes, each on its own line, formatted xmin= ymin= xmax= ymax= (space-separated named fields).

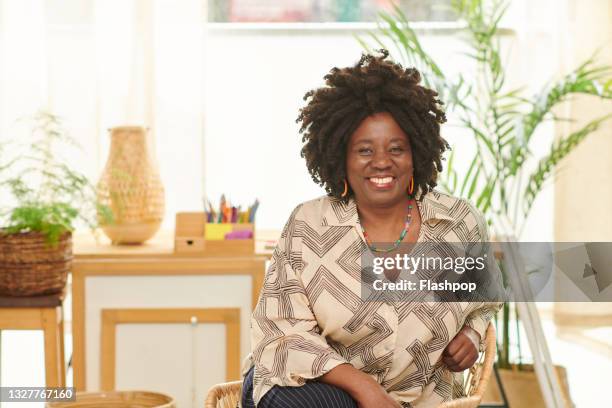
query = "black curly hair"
xmin=297 ymin=49 xmax=449 ymax=201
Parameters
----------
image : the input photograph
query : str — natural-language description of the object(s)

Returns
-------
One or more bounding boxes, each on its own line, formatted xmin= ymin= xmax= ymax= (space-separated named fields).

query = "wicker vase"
xmin=97 ymin=126 xmax=164 ymax=244
xmin=0 ymin=231 xmax=72 ymax=296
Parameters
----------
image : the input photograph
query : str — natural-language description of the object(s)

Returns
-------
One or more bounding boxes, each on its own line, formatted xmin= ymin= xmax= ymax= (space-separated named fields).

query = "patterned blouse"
xmin=242 ymin=191 xmax=503 ymax=407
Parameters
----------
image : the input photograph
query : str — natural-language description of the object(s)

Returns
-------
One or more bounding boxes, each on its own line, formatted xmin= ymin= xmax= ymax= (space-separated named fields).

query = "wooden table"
xmin=0 ymin=292 xmax=66 ymax=387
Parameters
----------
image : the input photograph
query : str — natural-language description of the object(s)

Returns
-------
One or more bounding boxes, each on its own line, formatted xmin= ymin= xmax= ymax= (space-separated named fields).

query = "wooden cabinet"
xmin=72 ymin=233 xmax=268 ymax=408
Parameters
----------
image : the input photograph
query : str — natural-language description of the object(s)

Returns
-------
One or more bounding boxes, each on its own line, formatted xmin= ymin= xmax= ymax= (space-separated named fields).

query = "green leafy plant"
xmin=360 ymin=0 xmax=612 ymax=369
xmin=0 ymin=112 xmax=112 ymax=245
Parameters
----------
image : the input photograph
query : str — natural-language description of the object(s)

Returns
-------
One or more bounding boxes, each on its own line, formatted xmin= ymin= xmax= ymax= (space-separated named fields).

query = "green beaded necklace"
xmin=360 ymin=201 xmax=414 ymax=253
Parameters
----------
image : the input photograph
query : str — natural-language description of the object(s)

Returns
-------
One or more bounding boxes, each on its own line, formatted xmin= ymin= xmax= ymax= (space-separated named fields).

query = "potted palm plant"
xmin=0 ymin=112 xmax=111 ymax=296
xmin=359 ymin=0 xmax=611 ymax=406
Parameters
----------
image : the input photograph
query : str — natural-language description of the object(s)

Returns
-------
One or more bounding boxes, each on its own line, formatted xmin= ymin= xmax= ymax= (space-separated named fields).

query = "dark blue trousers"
xmin=241 ymin=366 xmax=358 ymax=408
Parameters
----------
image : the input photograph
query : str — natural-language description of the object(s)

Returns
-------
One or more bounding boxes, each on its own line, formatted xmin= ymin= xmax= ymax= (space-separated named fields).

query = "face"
xmin=346 ymin=112 xmax=413 ymax=208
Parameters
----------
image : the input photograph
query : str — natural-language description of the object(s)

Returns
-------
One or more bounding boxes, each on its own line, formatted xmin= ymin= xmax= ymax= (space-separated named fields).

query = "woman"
xmin=241 ymin=50 xmax=502 ymax=408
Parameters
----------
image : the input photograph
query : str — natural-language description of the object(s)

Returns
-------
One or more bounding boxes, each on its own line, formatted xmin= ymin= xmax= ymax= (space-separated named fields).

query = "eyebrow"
xmin=352 ymin=137 xmax=408 ymax=145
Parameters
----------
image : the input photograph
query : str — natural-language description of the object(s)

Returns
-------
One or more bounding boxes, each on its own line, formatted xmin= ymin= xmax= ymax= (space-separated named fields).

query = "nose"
xmin=371 ymin=150 xmax=392 ymax=170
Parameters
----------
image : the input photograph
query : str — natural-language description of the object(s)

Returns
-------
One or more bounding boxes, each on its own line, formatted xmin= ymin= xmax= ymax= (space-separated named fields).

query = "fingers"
xmin=443 ymin=336 xmax=462 ymax=356
xmin=443 ymin=334 xmax=470 ymax=358
xmin=446 ymin=338 xmax=471 ymax=362
xmin=444 ymin=347 xmax=478 ymax=371
xmin=442 ymin=334 xmax=479 ymax=372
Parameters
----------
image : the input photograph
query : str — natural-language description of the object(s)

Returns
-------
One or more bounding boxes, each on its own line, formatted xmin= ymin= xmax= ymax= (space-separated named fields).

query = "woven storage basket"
xmin=46 ymin=390 xmax=175 ymax=408
xmin=0 ymin=231 xmax=72 ymax=296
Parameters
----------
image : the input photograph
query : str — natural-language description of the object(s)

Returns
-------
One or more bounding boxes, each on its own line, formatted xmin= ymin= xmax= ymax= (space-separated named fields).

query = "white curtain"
xmin=0 ymin=0 xmax=205 ymax=228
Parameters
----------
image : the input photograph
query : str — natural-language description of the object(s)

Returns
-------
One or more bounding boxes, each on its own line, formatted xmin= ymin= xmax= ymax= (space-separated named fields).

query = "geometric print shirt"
xmin=241 ymin=191 xmax=503 ymax=407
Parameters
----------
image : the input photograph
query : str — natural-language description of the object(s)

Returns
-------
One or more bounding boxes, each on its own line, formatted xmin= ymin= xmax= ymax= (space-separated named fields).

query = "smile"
xmin=367 ymin=176 xmax=396 ymax=189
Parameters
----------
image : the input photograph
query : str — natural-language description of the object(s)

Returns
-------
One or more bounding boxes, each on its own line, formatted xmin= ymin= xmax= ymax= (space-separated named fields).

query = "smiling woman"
xmin=239 ymin=50 xmax=503 ymax=408
xmin=298 ymin=50 xmax=448 ymax=207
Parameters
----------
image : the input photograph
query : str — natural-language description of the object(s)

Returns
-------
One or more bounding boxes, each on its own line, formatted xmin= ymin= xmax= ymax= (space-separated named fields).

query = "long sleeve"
xmin=463 ymin=303 xmax=501 ymax=351
xmin=249 ymin=206 xmax=348 ymax=404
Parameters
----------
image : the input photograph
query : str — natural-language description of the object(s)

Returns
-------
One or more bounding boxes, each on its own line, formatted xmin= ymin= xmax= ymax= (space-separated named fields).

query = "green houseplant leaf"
xmin=0 ymin=111 xmax=112 ymax=246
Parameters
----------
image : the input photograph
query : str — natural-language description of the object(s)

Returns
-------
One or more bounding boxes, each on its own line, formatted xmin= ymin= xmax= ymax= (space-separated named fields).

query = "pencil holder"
xmin=204 ymin=222 xmax=255 ymax=256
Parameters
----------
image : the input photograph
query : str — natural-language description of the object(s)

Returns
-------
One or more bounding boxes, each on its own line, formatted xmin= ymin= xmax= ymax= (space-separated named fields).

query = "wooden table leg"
xmin=59 ymin=306 xmax=66 ymax=386
xmin=42 ymin=307 xmax=63 ymax=387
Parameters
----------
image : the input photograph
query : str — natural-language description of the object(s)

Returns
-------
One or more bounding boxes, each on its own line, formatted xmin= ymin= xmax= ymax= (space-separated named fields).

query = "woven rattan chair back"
xmin=205 ymin=380 xmax=242 ymax=408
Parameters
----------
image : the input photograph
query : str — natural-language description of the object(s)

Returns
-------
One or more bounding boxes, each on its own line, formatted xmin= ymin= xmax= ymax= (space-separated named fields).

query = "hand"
xmin=442 ymin=326 xmax=480 ymax=372
xmin=354 ymin=381 xmax=402 ymax=408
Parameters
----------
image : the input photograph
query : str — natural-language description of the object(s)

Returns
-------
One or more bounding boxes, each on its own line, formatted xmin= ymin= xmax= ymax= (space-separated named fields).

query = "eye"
xmin=390 ymin=146 xmax=405 ymax=154
xmin=358 ymin=147 xmax=373 ymax=155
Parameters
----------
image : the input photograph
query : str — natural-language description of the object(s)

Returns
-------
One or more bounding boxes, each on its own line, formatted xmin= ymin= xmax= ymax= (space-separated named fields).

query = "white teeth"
xmin=370 ymin=177 xmax=393 ymax=184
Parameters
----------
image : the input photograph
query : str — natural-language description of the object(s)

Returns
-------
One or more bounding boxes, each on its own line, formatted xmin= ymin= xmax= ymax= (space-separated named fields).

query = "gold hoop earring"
xmin=408 ymin=177 xmax=414 ymax=196
xmin=341 ymin=179 xmax=348 ymax=197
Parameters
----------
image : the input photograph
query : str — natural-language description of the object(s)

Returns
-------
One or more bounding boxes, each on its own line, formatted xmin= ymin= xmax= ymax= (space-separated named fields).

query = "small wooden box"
xmin=174 ymin=212 xmax=206 ymax=253
xmin=174 ymin=212 xmax=255 ymax=256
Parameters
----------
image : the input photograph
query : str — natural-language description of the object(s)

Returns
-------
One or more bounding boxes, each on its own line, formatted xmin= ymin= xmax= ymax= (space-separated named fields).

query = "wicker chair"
xmin=205 ymin=323 xmax=496 ymax=408
xmin=205 ymin=381 xmax=242 ymax=408
xmin=438 ymin=322 xmax=497 ymax=408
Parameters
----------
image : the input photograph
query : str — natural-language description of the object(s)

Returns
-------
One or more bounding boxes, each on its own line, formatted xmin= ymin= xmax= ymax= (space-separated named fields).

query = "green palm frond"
xmin=508 ymin=59 xmax=612 ymax=176
xmin=359 ymin=4 xmax=455 ymax=104
xmin=523 ymin=114 xmax=612 ymax=212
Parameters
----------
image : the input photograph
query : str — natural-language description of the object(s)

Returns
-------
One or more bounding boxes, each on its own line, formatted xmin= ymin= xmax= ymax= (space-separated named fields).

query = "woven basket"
xmin=0 ymin=231 xmax=72 ymax=296
xmin=46 ymin=390 xmax=175 ymax=408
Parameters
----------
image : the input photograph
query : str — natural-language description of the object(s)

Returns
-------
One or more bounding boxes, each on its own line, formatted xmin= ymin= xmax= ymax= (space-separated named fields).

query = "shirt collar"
xmin=321 ymin=191 xmax=456 ymax=227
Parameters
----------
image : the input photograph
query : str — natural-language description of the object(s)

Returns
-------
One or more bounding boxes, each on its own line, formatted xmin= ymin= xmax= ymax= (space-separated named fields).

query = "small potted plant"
xmin=0 ymin=112 xmax=111 ymax=296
